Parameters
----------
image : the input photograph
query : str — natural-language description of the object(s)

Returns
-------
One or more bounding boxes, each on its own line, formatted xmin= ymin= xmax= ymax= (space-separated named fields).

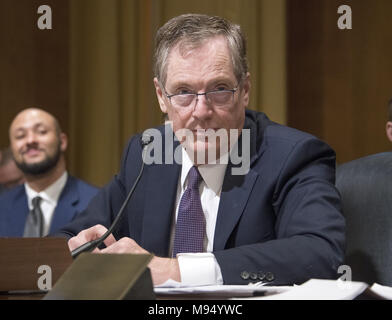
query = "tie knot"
xmin=188 ymin=166 xmax=202 ymax=190
xmin=32 ymin=196 xmax=42 ymax=209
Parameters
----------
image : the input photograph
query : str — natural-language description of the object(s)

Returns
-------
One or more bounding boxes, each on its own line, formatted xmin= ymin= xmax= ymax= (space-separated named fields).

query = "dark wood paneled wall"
xmin=0 ymin=0 xmax=69 ymax=148
xmin=2 ymin=0 xmax=392 ymax=173
xmin=287 ymin=0 xmax=392 ymax=164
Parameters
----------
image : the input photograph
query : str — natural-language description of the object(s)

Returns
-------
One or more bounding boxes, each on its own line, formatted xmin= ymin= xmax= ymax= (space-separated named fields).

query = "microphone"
xmin=71 ymin=134 xmax=154 ymax=259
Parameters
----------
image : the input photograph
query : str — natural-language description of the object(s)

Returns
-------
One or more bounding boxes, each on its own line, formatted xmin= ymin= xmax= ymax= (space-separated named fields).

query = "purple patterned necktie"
xmin=173 ymin=166 xmax=205 ymax=257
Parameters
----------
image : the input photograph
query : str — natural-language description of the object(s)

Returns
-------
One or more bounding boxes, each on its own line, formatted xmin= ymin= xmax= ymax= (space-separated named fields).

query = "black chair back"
xmin=336 ymin=152 xmax=392 ymax=285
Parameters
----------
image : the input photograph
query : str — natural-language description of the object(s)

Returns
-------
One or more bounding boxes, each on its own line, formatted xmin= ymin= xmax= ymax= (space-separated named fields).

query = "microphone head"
xmin=141 ymin=134 xmax=153 ymax=147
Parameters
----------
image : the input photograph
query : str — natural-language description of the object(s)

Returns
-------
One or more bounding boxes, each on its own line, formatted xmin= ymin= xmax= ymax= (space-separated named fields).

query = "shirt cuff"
xmin=177 ymin=252 xmax=223 ymax=286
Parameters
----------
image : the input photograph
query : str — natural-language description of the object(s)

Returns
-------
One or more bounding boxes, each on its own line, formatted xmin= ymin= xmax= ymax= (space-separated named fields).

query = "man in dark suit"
xmin=61 ymin=14 xmax=345 ymax=286
xmin=0 ymin=147 xmax=24 ymax=194
xmin=386 ymin=99 xmax=392 ymax=142
xmin=0 ymin=108 xmax=98 ymax=237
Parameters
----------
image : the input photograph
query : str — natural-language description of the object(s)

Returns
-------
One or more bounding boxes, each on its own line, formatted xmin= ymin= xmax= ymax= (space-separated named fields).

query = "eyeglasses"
xmin=163 ymin=85 xmax=239 ymax=109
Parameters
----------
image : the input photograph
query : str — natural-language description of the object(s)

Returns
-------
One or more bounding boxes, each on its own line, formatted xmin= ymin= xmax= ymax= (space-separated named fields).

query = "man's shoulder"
xmin=121 ymin=124 xmax=166 ymax=151
xmin=246 ymin=108 xmax=321 ymax=146
xmin=121 ymin=124 xmax=174 ymax=163
xmin=246 ymin=109 xmax=335 ymax=171
xmin=265 ymin=122 xmax=318 ymax=145
xmin=66 ymin=175 xmax=99 ymax=196
xmin=0 ymin=184 xmax=26 ymax=207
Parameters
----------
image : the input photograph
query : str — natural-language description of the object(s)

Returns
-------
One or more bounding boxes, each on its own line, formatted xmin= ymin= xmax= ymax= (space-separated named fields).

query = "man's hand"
xmin=68 ymin=224 xmax=181 ymax=285
xmin=148 ymin=255 xmax=181 ymax=285
xmin=100 ymin=237 xmax=181 ymax=285
xmin=67 ymin=224 xmax=116 ymax=252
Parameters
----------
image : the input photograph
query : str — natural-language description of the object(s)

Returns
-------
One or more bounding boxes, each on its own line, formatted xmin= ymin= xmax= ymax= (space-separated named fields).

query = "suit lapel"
xmin=7 ymin=186 xmax=29 ymax=236
xmin=213 ymin=166 xmax=258 ymax=251
xmin=49 ymin=176 xmax=78 ymax=233
xmin=140 ymin=128 xmax=181 ymax=257
xmin=213 ymin=113 xmax=262 ymax=251
xmin=140 ymin=162 xmax=181 ymax=256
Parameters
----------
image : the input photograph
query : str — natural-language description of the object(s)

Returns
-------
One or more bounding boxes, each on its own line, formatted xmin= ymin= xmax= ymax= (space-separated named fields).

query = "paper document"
xmin=368 ymin=283 xmax=392 ymax=300
xmin=234 ymin=279 xmax=368 ymax=300
xmin=155 ymin=279 xmax=392 ymax=300
xmin=155 ymin=280 xmax=292 ymax=297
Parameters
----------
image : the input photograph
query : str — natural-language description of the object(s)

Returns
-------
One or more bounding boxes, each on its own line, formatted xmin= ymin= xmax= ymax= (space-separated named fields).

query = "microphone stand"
xmin=71 ymin=135 xmax=153 ymax=259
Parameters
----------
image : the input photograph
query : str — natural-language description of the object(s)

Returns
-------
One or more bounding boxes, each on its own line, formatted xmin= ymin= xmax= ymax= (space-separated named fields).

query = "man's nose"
xmin=192 ymin=94 xmax=213 ymax=120
xmin=25 ymin=132 xmax=38 ymax=145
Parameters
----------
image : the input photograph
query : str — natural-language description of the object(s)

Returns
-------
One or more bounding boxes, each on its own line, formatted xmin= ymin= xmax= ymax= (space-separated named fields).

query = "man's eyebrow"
xmin=12 ymin=122 xmax=49 ymax=134
xmin=12 ymin=127 xmax=26 ymax=135
xmin=168 ymin=81 xmax=193 ymax=89
xmin=34 ymin=122 xmax=48 ymax=129
xmin=169 ymin=77 xmax=235 ymax=90
xmin=208 ymin=78 xmax=236 ymax=86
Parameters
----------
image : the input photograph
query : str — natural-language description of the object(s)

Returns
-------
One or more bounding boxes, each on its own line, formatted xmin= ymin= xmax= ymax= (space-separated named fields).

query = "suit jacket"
xmin=0 ymin=175 xmax=99 ymax=236
xmin=57 ymin=110 xmax=345 ymax=285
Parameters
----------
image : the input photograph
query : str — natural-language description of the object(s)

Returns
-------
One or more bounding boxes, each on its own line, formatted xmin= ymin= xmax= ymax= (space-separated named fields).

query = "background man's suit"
xmin=57 ymin=109 xmax=345 ymax=285
xmin=0 ymin=176 xmax=99 ymax=236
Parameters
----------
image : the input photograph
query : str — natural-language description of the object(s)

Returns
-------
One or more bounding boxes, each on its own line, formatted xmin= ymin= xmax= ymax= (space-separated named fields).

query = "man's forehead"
xmin=11 ymin=110 xmax=55 ymax=132
xmin=166 ymin=37 xmax=235 ymax=84
xmin=171 ymin=36 xmax=230 ymax=60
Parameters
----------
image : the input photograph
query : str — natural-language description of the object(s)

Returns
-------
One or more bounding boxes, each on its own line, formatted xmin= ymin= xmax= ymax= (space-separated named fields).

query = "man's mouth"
xmin=192 ymin=128 xmax=220 ymax=134
xmin=23 ymin=148 xmax=43 ymax=157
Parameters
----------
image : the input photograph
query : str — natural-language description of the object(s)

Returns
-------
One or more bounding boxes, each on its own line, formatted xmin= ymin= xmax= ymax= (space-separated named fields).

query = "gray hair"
xmin=154 ymin=14 xmax=248 ymax=86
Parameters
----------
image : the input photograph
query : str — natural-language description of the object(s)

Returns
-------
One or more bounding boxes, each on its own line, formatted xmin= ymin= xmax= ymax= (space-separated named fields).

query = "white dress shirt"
xmin=171 ymin=149 xmax=227 ymax=286
xmin=25 ymin=172 xmax=68 ymax=236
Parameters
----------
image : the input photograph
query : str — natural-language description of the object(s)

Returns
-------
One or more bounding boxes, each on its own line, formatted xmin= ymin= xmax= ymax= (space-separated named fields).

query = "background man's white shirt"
xmin=25 ymin=172 xmax=68 ymax=236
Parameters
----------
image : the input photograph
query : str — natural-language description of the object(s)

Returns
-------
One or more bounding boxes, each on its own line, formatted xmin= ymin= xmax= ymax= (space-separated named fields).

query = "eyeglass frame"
xmin=159 ymin=81 xmax=241 ymax=109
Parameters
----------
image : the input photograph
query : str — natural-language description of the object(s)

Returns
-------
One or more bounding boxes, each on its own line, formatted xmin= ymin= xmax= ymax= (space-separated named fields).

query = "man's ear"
xmin=386 ymin=122 xmax=392 ymax=142
xmin=241 ymin=72 xmax=251 ymax=108
xmin=154 ymin=77 xmax=168 ymax=113
xmin=60 ymin=132 xmax=68 ymax=152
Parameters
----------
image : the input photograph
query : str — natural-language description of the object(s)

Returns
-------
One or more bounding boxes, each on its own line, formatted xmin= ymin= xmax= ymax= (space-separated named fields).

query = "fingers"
xmin=103 ymin=233 xmax=117 ymax=248
xmin=67 ymin=224 xmax=115 ymax=251
xmin=68 ymin=226 xmax=148 ymax=257
xmin=100 ymin=237 xmax=149 ymax=254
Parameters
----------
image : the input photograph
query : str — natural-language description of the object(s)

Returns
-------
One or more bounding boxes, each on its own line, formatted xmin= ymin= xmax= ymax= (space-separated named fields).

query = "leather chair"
xmin=336 ymin=152 xmax=392 ymax=286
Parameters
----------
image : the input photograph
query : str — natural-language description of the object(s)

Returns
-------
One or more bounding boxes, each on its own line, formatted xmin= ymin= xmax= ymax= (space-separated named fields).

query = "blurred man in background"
xmin=0 ymin=108 xmax=99 ymax=237
xmin=386 ymin=99 xmax=392 ymax=143
xmin=0 ymin=147 xmax=24 ymax=194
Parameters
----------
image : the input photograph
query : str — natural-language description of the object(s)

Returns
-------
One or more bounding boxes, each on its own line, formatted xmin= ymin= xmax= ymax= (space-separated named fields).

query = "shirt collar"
xmin=25 ymin=172 xmax=68 ymax=209
xmin=181 ymin=148 xmax=227 ymax=196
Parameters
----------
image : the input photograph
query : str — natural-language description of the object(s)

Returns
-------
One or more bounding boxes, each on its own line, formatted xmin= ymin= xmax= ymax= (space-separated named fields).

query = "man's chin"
xmin=16 ymin=157 xmax=58 ymax=176
xmin=22 ymin=155 xmax=45 ymax=164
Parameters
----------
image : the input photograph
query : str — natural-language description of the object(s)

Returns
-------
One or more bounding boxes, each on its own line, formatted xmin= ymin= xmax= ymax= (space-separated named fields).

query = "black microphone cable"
xmin=71 ymin=134 xmax=153 ymax=259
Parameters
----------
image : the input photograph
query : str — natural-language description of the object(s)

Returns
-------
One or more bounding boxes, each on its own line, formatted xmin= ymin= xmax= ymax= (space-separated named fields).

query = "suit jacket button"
xmin=240 ymin=271 xmax=250 ymax=280
xmin=258 ymin=271 xmax=266 ymax=281
xmin=265 ymin=272 xmax=275 ymax=282
xmin=250 ymin=272 xmax=258 ymax=280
